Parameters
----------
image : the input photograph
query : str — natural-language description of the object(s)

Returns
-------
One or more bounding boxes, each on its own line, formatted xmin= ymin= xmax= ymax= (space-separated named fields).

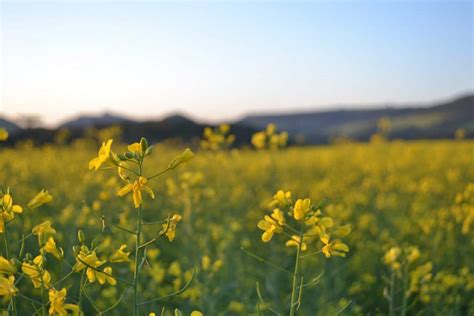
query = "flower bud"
xmin=140 ymin=137 xmax=148 ymax=154
xmin=77 ymin=230 xmax=85 ymax=243
xmin=168 ymin=149 xmax=195 ymax=170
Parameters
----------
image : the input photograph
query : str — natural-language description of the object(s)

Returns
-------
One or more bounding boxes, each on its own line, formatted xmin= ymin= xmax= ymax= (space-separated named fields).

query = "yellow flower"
xmin=48 ymin=288 xmax=80 ymax=316
xmin=406 ymin=246 xmax=421 ymax=264
xmin=0 ymin=128 xmax=8 ymax=141
xmin=191 ymin=312 xmax=203 ymax=316
xmin=321 ymin=235 xmax=349 ymax=258
xmin=127 ymin=142 xmax=142 ymax=154
xmin=0 ymin=193 xmax=23 ymax=233
xmin=384 ymin=247 xmax=401 ymax=265
xmin=285 ymin=235 xmax=308 ymax=251
xmin=269 ymin=190 xmax=292 ymax=208
xmin=0 ymin=256 xmax=16 ymax=275
xmin=257 ymin=215 xmax=283 ymax=242
xmin=293 ymin=198 xmax=311 ymax=220
xmin=332 ymin=224 xmax=352 ymax=238
xmin=117 ymin=176 xmax=155 ymax=208
xmin=86 ymin=266 xmax=117 ymax=285
xmin=0 ymin=276 xmax=18 ymax=300
xmin=305 ymin=211 xmax=334 ymax=236
xmin=28 ymin=190 xmax=53 ymax=209
xmin=89 ymin=139 xmax=113 ymax=170
xmin=202 ymin=255 xmax=211 ymax=271
xmin=109 ymin=244 xmax=130 ymax=263
xmin=22 ymin=255 xmax=51 ymax=288
xmin=164 ymin=214 xmax=182 ymax=242
xmin=168 ymin=148 xmax=195 ymax=170
xmin=32 ymin=221 xmax=56 ymax=245
xmin=251 ymin=131 xmax=266 ymax=149
xmin=270 ymin=208 xmax=285 ymax=225
xmin=73 ymin=249 xmax=105 ymax=273
xmin=1 ymin=194 xmax=23 ymax=213
xmin=43 ymin=236 xmax=64 ymax=260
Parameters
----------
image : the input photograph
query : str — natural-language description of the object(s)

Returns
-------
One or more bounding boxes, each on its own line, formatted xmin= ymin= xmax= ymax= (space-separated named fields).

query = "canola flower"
xmin=253 ymin=190 xmax=351 ymax=315
xmin=200 ymin=124 xmax=235 ymax=151
xmin=251 ymin=123 xmax=288 ymax=150
xmin=48 ymin=288 xmax=80 ymax=315
xmin=87 ymin=137 xmax=195 ymax=315
xmin=0 ymin=128 xmax=8 ymax=141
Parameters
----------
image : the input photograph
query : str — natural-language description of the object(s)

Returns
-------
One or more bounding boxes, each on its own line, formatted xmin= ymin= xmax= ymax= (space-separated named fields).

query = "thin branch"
xmin=98 ymin=288 xmax=130 ymax=315
xmin=76 ymin=257 xmax=133 ymax=287
xmin=138 ymin=268 xmax=195 ymax=306
xmin=147 ymin=168 xmax=172 ymax=181
xmin=241 ymin=247 xmax=293 ymax=275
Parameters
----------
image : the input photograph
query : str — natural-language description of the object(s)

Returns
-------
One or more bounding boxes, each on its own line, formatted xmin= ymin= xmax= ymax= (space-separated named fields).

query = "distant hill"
xmin=59 ymin=113 xmax=133 ymax=129
xmin=239 ymin=94 xmax=474 ymax=143
xmin=2 ymin=94 xmax=473 ymax=146
xmin=0 ymin=117 xmax=21 ymax=133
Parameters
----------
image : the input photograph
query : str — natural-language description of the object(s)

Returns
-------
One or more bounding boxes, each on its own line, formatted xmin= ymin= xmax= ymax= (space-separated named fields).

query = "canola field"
xmin=0 ymin=127 xmax=473 ymax=315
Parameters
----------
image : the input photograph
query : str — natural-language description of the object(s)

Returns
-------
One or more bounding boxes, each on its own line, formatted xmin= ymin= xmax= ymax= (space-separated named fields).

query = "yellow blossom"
xmin=164 ymin=214 xmax=182 ymax=242
xmin=22 ymin=255 xmax=51 ymax=288
xmin=109 ymin=244 xmax=131 ymax=263
xmin=293 ymin=198 xmax=311 ymax=220
xmin=127 ymin=142 xmax=142 ymax=154
xmin=1 ymin=194 xmax=23 ymax=214
xmin=269 ymin=190 xmax=292 ymax=208
xmin=32 ymin=221 xmax=56 ymax=245
xmin=117 ymin=176 xmax=155 ymax=208
xmin=43 ymin=236 xmax=64 ymax=260
xmin=321 ymin=235 xmax=349 ymax=258
xmin=202 ymin=255 xmax=211 ymax=271
xmin=48 ymin=287 xmax=80 ymax=315
xmin=86 ymin=266 xmax=116 ymax=285
xmin=28 ymin=190 xmax=53 ymax=209
xmin=89 ymin=139 xmax=113 ymax=170
xmin=257 ymin=215 xmax=283 ymax=242
xmin=285 ymin=235 xmax=308 ymax=251
xmin=0 ymin=256 xmax=16 ymax=275
xmin=0 ymin=128 xmax=8 ymax=141
xmin=0 ymin=276 xmax=18 ymax=300
xmin=191 ymin=312 xmax=203 ymax=316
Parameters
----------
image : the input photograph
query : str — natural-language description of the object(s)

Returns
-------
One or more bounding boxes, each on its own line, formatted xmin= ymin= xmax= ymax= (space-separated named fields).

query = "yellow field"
xmin=0 ymin=138 xmax=473 ymax=315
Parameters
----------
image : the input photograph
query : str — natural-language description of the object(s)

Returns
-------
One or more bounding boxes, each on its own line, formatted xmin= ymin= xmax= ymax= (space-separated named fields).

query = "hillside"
xmin=239 ymin=94 xmax=474 ymax=143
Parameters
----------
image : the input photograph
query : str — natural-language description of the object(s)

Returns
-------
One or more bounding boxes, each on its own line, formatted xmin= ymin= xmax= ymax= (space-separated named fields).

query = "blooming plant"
xmin=244 ymin=190 xmax=351 ymax=315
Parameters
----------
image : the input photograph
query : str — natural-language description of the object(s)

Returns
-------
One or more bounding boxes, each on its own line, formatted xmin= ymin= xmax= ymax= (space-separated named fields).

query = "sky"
xmin=0 ymin=0 xmax=473 ymax=126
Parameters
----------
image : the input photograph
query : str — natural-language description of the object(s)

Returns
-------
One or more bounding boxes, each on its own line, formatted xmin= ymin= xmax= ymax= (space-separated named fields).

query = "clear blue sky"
xmin=1 ymin=0 xmax=473 ymax=126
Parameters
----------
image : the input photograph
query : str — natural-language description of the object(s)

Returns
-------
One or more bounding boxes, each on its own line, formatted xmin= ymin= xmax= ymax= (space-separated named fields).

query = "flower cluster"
xmin=257 ymin=190 xmax=351 ymax=257
xmin=251 ymin=124 xmax=288 ymax=150
xmin=200 ymin=124 xmax=235 ymax=151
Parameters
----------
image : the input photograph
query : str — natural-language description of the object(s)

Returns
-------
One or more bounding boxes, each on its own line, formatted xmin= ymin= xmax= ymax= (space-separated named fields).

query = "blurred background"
xmin=1 ymin=0 xmax=472 ymax=146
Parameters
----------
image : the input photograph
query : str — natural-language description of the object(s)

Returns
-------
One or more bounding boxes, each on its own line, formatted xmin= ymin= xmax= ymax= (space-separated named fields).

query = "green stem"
xmin=133 ymin=204 xmax=143 ymax=315
xmin=40 ymin=272 xmax=47 ymax=316
xmin=401 ymin=264 xmax=409 ymax=316
xmin=289 ymin=223 xmax=304 ymax=316
xmin=389 ymin=269 xmax=395 ymax=316
xmin=4 ymin=224 xmax=18 ymax=316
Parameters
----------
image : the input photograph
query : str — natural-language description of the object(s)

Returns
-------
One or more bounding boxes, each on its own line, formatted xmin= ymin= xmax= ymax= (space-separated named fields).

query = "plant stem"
xmin=389 ymin=269 xmax=395 ymax=316
xmin=401 ymin=264 xmax=409 ymax=316
xmin=289 ymin=223 xmax=304 ymax=316
xmin=133 ymin=204 xmax=143 ymax=315
xmin=4 ymin=224 xmax=18 ymax=316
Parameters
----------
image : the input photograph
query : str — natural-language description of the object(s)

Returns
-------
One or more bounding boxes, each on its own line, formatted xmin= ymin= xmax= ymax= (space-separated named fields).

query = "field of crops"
xmin=0 ymin=128 xmax=473 ymax=315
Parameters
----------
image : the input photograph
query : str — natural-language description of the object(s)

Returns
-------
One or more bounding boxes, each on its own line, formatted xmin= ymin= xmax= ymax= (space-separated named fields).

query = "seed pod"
xmin=77 ymin=230 xmax=85 ymax=243
xmin=140 ymin=137 xmax=148 ymax=154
